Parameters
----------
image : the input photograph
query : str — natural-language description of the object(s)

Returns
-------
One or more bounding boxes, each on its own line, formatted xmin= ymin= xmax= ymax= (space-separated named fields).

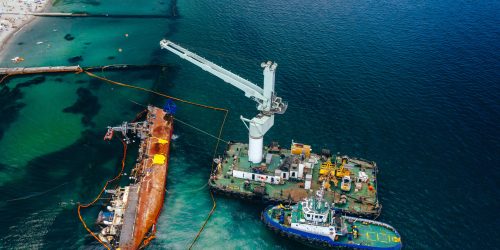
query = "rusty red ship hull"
xmin=120 ymin=107 xmax=173 ymax=249
xmin=97 ymin=106 xmax=173 ymax=250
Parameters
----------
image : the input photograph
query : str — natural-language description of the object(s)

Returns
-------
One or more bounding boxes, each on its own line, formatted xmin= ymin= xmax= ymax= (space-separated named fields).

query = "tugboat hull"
xmin=261 ymin=206 xmax=402 ymax=250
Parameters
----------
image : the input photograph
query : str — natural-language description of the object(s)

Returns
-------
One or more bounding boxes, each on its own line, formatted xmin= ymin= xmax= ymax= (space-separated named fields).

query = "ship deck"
xmin=347 ymin=219 xmax=400 ymax=248
xmin=211 ymin=143 xmax=379 ymax=216
xmin=119 ymin=185 xmax=139 ymax=245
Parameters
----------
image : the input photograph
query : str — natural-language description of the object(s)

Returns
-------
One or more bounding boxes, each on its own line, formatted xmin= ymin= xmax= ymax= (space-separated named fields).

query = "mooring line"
xmin=126 ymin=99 xmax=228 ymax=144
xmin=84 ymin=70 xmax=228 ymax=112
xmin=165 ymin=183 xmax=208 ymax=195
xmin=174 ymin=117 xmax=228 ymax=144
xmin=188 ymin=109 xmax=228 ymax=250
xmin=0 ymin=74 xmax=10 ymax=85
xmin=6 ymin=182 xmax=69 ymax=202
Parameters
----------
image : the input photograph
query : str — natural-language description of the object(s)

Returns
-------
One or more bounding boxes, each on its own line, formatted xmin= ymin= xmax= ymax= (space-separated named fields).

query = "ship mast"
xmin=160 ymin=40 xmax=287 ymax=163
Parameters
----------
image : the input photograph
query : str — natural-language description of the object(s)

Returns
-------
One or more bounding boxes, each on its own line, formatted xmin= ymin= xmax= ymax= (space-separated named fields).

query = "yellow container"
xmin=152 ymin=154 xmax=166 ymax=165
xmin=291 ymin=142 xmax=311 ymax=157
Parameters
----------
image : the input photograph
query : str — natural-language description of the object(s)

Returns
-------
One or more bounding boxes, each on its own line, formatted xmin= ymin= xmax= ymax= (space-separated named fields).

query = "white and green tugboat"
xmin=262 ymin=184 xmax=401 ymax=249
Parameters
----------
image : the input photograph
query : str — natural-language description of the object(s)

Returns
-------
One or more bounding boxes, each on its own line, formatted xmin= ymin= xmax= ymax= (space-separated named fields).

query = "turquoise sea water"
xmin=0 ymin=0 xmax=499 ymax=249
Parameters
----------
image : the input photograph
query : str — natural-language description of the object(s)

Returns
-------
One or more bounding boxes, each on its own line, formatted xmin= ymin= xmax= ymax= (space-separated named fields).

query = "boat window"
xmin=252 ymin=174 xmax=255 ymax=180
xmin=292 ymin=172 xmax=296 ymax=177
xmin=315 ymin=215 xmax=318 ymax=218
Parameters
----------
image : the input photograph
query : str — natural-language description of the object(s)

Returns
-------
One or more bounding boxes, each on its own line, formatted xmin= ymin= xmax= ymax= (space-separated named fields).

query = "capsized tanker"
xmin=96 ymin=105 xmax=174 ymax=249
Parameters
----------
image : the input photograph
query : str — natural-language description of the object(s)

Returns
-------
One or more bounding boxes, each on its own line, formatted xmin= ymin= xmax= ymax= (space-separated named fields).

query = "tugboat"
xmin=262 ymin=184 xmax=401 ymax=249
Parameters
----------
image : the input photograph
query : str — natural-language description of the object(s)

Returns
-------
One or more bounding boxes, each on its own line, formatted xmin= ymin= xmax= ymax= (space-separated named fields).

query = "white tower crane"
xmin=160 ymin=39 xmax=287 ymax=163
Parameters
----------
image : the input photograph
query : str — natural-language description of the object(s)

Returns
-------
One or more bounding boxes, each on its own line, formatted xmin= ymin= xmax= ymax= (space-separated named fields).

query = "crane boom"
xmin=160 ymin=39 xmax=287 ymax=163
xmin=160 ymin=40 xmax=266 ymax=104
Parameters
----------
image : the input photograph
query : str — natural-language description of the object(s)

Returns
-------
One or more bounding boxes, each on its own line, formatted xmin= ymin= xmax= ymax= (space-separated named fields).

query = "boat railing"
xmin=344 ymin=215 xmax=399 ymax=234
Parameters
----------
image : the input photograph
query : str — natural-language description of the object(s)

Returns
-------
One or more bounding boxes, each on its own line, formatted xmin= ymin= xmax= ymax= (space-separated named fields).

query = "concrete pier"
xmin=1 ymin=12 xmax=170 ymax=18
xmin=32 ymin=12 xmax=88 ymax=17
xmin=33 ymin=12 xmax=169 ymax=18
xmin=0 ymin=65 xmax=170 ymax=83
xmin=0 ymin=66 xmax=83 ymax=76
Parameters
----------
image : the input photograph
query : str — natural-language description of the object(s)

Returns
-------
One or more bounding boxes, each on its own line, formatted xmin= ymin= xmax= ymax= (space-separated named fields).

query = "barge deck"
xmin=210 ymin=142 xmax=381 ymax=218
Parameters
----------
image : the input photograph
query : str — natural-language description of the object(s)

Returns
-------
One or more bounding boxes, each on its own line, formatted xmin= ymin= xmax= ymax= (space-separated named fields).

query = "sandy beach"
xmin=0 ymin=0 xmax=50 ymax=60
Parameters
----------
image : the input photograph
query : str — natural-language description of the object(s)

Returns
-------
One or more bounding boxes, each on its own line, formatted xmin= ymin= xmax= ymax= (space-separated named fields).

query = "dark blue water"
xmin=0 ymin=0 xmax=499 ymax=249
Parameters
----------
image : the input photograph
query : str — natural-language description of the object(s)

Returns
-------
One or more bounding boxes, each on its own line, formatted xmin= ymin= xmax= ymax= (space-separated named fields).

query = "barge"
xmin=210 ymin=142 xmax=381 ymax=218
xmin=96 ymin=105 xmax=174 ymax=249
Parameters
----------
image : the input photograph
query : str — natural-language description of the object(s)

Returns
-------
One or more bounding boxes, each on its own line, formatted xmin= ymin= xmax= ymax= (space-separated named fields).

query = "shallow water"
xmin=0 ymin=0 xmax=499 ymax=249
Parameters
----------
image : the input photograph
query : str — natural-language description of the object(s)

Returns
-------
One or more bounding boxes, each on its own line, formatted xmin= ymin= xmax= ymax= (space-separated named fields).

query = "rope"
xmin=77 ymin=136 xmax=128 ymax=250
xmin=188 ymin=110 xmax=228 ymax=250
xmin=127 ymin=99 xmax=228 ymax=144
xmin=174 ymin=117 xmax=228 ymax=144
xmin=0 ymin=74 xmax=10 ymax=85
xmin=84 ymin=70 xmax=227 ymax=112
xmin=165 ymin=183 xmax=208 ymax=195
xmin=5 ymin=182 xmax=68 ymax=202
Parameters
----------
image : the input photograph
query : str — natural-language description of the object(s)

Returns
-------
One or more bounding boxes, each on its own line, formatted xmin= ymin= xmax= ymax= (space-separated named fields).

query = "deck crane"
xmin=159 ymin=39 xmax=287 ymax=163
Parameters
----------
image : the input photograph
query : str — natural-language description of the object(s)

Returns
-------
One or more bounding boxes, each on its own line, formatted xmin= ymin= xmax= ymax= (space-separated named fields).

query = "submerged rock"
xmin=63 ymin=87 xmax=100 ymax=127
xmin=64 ymin=34 xmax=75 ymax=41
xmin=67 ymin=56 xmax=83 ymax=64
